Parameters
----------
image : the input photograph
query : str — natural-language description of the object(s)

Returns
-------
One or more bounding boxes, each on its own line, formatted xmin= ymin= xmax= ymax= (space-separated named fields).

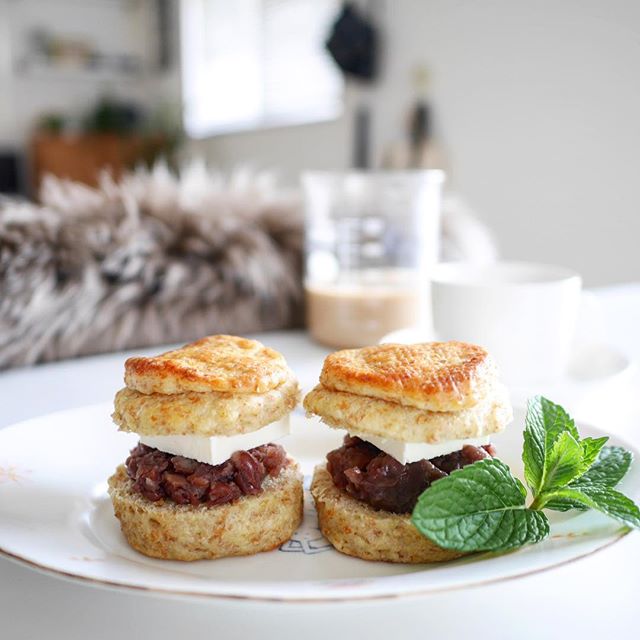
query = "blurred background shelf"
xmin=15 ymin=57 xmax=147 ymax=83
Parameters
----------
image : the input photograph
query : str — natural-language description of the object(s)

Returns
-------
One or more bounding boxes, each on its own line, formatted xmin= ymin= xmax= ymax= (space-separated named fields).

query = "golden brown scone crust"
xmin=311 ymin=465 xmax=464 ymax=563
xmin=304 ymin=383 xmax=512 ymax=443
xmin=108 ymin=463 xmax=303 ymax=561
xmin=113 ymin=374 xmax=299 ymax=436
xmin=124 ymin=335 xmax=291 ymax=395
xmin=319 ymin=341 xmax=497 ymax=412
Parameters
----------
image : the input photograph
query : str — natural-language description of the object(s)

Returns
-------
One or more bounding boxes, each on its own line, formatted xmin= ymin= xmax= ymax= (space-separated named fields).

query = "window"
xmin=180 ymin=0 xmax=343 ymax=138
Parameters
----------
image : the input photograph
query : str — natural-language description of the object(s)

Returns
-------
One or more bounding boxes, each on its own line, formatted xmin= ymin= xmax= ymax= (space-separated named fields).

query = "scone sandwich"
xmin=304 ymin=341 xmax=512 ymax=564
xmin=108 ymin=335 xmax=303 ymax=561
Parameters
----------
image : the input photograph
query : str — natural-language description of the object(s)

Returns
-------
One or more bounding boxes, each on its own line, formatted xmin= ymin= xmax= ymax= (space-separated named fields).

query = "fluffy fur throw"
xmin=0 ymin=164 xmax=303 ymax=369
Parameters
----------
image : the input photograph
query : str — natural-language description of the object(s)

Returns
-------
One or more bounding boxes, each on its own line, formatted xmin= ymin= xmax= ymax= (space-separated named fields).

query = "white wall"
xmin=190 ymin=0 xmax=640 ymax=286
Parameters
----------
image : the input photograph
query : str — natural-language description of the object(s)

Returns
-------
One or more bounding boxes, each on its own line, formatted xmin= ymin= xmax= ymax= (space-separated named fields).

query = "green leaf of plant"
xmin=412 ymin=458 xmax=550 ymax=552
xmin=545 ymin=445 xmax=632 ymax=512
xmin=579 ymin=437 xmax=609 ymax=472
xmin=541 ymin=431 xmax=584 ymax=492
xmin=522 ymin=397 xmax=547 ymax=493
xmin=522 ymin=396 xmax=579 ymax=495
xmin=543 ymin=496 xmax=585 ymax=512
xmin=545 ymin=484 xmax=640 ymax=529
xmin=575 ymin=446 xmax=632 ymax=487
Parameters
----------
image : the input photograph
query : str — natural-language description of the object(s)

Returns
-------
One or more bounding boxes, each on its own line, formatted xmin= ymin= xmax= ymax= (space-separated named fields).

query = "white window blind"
xmin=181 ymin=0 xmax=343 ymax=138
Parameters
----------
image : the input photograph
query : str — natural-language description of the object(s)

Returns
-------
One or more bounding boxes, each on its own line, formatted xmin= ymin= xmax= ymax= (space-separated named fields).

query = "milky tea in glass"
xmin=303 ymin=171 xmax=444 ymax=348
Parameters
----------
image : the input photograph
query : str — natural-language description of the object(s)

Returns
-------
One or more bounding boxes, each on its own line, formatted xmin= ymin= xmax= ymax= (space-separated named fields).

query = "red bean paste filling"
xmin=326 ymin=435 xmax=496 ymax=514
xmin=125 ymin=442 xmax=288 ymax=507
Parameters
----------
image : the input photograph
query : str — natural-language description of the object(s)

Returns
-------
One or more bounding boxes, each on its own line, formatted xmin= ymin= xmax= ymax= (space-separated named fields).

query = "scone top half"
xmin=304 ymin=341 xmax=511 ymax=447
xmin=113 ymin=335 xmax=300 ymax=438
xmin=305 ymin=341 xmax=512 ymax=516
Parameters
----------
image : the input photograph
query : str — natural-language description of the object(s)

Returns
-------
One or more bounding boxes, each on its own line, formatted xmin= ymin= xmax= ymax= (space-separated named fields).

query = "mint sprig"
xmin=412 ymin=396 xmax=639 ymax=553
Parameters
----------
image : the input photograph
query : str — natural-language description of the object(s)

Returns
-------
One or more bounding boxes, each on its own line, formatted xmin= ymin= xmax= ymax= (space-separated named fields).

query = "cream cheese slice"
xmin=140 ymin=415 xmax=290 ymax=465
xmin=350 ymin=432 xmax=491 ymax=465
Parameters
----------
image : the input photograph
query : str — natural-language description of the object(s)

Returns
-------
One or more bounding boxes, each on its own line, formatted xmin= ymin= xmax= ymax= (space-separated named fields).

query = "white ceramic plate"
xmin=0 ymin=404 xmax=637 ymax=602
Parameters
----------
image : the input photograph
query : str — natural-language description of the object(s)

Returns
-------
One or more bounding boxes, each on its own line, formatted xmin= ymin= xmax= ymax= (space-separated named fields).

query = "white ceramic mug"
xmin=430 ymin=262 xmax=582 ymax=385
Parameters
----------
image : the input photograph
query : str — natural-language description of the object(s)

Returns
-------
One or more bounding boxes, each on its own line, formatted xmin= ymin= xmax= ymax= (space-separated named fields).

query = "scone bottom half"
xmin=108 ymin=335 xmax=303 ymax=561
xmin=109 ymin=463 xmax=303 ymax=561
xmin=305 ymin=340 xmax=513 ymax=564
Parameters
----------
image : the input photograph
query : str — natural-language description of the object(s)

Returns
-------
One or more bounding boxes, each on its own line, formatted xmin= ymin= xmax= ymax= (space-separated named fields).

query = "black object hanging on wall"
xmin=326 ymin=3 xmax=379 ymax=169
xmin=326 ymin=2 xmax=378 ymax=81
xmin=0 ymin=150 xmax=24 ymax=195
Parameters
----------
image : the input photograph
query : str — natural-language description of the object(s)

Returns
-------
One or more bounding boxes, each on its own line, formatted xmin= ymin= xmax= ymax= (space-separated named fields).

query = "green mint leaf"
xmin=579 ymin=437 xmax=609 ymax=471
xmin=541 ymin=431 xmax=584 ymax=492
xmin=540 ymin=435 xmax=608 ymax=500
xmin=522 ymin=397 xmax=547 ymax=493
xmin=522 ymin=396 xmax=579 ymax=495
xmin=545 ymin=445 xmax=632 ymax=512
xmin=412 ymin=458 xmax=550 ymax=552
xmin=575 ymin=446 xmax=632 ymax=487
xmin=543 ymin=496 xmax=585 ymax=512
xmin=545 ymin=485 xmax=640 ymax=529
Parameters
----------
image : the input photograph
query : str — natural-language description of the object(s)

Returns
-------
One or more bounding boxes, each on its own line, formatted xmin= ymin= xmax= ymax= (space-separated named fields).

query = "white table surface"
xmin=1 ymin=285 xmax=639 ymax=640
